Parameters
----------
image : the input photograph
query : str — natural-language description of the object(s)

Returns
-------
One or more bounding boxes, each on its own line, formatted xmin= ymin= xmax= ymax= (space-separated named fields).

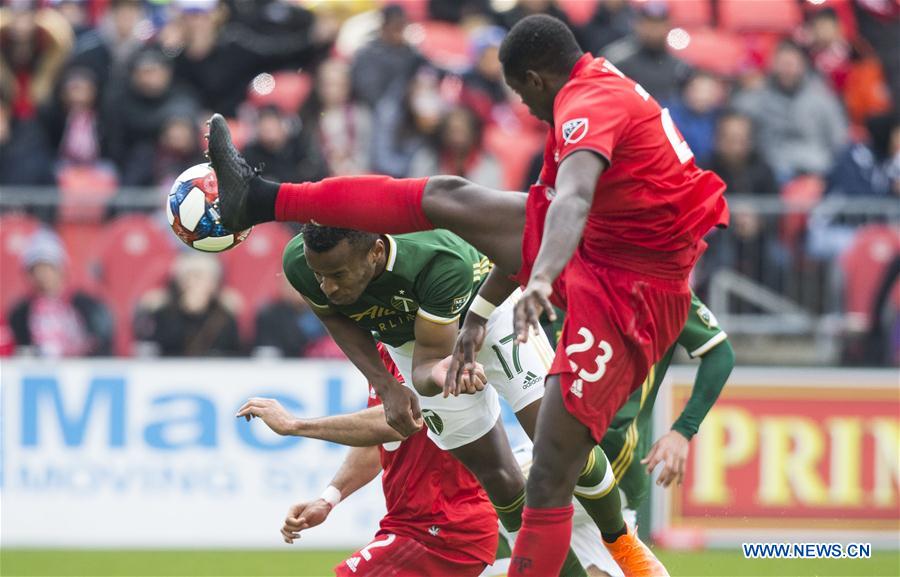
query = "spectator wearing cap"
xmin=163 ymin=0 xmax=330 ymax=117
xmin=133 ymin=252 xmax=241 ymax=357
xmin=8 ymin=229 xmax=114 ymax=357
xmin=103 ymin=46 xmax=199 ymax=181
xmin=350 ymin=4 xmax=425 ymax=109
xmin=602 ymin=0 xmax=690 ymax=105
xmin=580 ymin=0 xmax=635 ymax=56
xmin=461 ymin=25 xmax=511 ymax=125
xmin=243 ymin=105 xmax=328 ymax=184
xmin=733 ymin=40 xmax=847 ymax=182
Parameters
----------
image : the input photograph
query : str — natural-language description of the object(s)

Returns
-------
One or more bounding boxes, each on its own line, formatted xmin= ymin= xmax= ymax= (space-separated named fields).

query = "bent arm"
xmin=328 ymin=445 xmax=383 ymax=502
xmin=527 ymin=151 xmax=606 ymax=285
xmin=411 ymin=315 xmax=459 ymax=397
xmin=671 ymin=340 xmax=734 ymax=440
xmin=315 ymin=309 xmax=404 ymax=398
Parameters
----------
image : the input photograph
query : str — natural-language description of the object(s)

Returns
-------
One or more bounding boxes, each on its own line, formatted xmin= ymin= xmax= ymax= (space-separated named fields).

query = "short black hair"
xmin=301 ymin=224 xmax=378 ymax=254
xmin=499 ymin=15 xmax=583 ymax=83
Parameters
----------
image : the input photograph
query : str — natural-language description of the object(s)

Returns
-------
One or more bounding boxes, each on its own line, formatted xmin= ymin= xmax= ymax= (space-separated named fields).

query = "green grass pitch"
xmin=2 ymin=549 xmax=898 ymax=577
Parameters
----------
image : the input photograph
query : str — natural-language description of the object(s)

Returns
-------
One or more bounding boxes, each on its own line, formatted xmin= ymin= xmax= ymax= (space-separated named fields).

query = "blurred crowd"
xmin=1 ymin=0 xmax=898 ymax=363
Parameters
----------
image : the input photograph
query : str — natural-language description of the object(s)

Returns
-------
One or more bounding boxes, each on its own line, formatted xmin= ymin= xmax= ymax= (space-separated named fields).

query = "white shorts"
xmin=384 ymin=289 xmax=551 ymax=450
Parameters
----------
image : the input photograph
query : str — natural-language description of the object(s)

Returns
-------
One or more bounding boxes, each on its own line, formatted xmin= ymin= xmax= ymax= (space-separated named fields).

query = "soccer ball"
xmin=167 ymin=163 xmax=251 ymax=252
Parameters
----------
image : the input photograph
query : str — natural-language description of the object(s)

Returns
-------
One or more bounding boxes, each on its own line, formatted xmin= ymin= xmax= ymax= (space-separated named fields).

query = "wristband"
xmin=468 ymin=295 xmax=497 ymax=320
xmin=320 ymin=485 xmax=341 ymax=508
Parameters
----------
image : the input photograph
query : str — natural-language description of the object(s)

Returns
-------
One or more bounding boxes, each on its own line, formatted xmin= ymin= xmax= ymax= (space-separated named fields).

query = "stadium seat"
xmin=220 ymin=223 xmax=296 ymax=340
xmin=57 ymin=164 xmax=118 ymax=222
xmin=719 ymin=0 xmax=802 ymax=33
xmin=247 ymin=71 xmax=313 ymax=116
xmin=405 ymin=21 xmax=471 ymax=72
xmin=484 ymin=125 xmax=544 ymax=191
xmin=93 ymin=214 xmax=179 ymax=355
xmin=840 ymin=224 xmax=900 ymax=326
xmin=0 ymin=213 xmax=42 ymax=314
xmin=667 ymin=0 xmax=713 ymax=28
xmin=57 ymin=221 xmax=104 ymax=293
xmin=558 ymin=0 xmax=598 ymax=26
xmin=779 ymin=175 xmax=825 ymax=251
xmin=668 ymin=28 xmax=747 ymax=76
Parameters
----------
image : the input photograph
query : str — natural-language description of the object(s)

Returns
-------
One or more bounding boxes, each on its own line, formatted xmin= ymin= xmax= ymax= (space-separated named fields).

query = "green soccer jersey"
xmin=282 ymin=231 xmax=491 ymax=347
xmin=599 ymin=292 xmax=727 ymax=507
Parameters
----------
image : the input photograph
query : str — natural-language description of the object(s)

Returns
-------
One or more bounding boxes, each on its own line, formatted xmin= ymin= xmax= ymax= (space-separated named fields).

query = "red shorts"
xmin=549 ymin=256 xmax=690 ymax=443
xmin=334 ymin=532 xmax=487 ymax=577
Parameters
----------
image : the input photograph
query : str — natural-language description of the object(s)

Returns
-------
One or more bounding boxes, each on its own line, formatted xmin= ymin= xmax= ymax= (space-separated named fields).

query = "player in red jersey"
xmin=237 ymin=346 xmax=497 ymax=576
xmin=209 ymin=16 xmax=727 ymax=577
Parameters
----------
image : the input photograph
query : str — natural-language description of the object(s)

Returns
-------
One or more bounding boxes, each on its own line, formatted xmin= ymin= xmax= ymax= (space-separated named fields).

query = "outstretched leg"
xmin=207 ymin=114 xmax=525 ymax=273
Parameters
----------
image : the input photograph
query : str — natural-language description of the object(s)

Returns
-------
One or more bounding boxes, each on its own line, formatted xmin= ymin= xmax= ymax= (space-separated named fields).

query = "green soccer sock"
xmin=574 ymin=446 xmax=628 ymax=542
xmin=492 ymin=490 xmax=587 ymax=577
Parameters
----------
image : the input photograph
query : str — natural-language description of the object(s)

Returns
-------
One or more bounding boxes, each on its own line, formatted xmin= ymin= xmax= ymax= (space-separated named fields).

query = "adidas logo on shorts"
xmin=522 ymin=371 xmax=542 ymax=390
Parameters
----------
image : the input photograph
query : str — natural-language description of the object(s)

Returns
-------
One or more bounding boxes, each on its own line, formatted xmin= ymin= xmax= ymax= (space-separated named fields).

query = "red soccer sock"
xmin=508 ymin=505 xmax=574 ymax=577
xmin=275 ymin=176 xmax=434 ymax=233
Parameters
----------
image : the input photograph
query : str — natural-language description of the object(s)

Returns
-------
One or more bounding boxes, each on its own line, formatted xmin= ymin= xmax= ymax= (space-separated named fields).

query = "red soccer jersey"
xmin=366 ymin=346 xmax=498 ymax=565
xmin=534 ymin=54 xmax=729 ymax=281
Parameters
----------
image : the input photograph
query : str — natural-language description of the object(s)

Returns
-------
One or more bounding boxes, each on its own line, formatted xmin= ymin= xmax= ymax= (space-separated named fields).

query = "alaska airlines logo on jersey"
xmin=561 ymin=118 xmax=589 ymax=144
xmin=349 ymin=305 xmax=398 ymax=322
xmin=696 ymin=304 xmax=719 ymax=328
xmin=450 ymin=291 xmax=471 ymax=315
xmin=391 ymin=290 xmax=418 ymax=313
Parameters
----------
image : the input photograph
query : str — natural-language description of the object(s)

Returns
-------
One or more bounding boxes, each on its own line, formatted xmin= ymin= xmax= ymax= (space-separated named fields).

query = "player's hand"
xmin=515 ymin=277 xmax=555 ymax=343
xmin=641 ymin=430 xmax=690 ymax=487
xmin=380 ymin=382 xmax=424 ymax=437
xmin=445 ymin=314 xmax=488 ymax=397
xmin=281 ymin=500 xmax=331 ymax=544
xmin=235 ymin=398 xmax=297 ymax=437
xmin=434 ymin=355 xmax=487 ymax=397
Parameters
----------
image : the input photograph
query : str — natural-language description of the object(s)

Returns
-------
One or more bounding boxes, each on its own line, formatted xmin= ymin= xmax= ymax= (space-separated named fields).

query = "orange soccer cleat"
xmin=604 ymin=525 xmax=670 ymax=577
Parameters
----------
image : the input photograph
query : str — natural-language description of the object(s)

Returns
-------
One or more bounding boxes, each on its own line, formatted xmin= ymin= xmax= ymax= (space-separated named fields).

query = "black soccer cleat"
xmin=206 ymin=113 xmax=260 ymax=231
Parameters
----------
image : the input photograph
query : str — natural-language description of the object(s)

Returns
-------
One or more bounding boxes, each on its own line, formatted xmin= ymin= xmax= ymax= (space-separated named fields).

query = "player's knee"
xmin=473 ymin=462 xmax=525 ymax=502
xmin=424 ymin=176 xmax=471 ymax=210
xmin=527 ymin=457 xmax=579 ymax=506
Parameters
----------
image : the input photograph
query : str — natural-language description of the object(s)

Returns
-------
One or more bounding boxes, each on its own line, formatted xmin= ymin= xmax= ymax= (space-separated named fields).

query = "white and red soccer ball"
xmin=167 ymin=163 xmax=251 ymax=252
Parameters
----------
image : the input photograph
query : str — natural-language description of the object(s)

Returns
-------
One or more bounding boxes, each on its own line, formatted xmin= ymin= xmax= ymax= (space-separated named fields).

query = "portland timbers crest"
xmin=391 ymin=290 xmax=418 ymax=312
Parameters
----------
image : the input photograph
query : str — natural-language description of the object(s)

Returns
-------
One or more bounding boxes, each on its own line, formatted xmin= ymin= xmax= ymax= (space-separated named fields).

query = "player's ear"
xmin=524 ymin=70 xmax=543 ymax=90
xmin=369 ymin=238 xmax=385 ymax=264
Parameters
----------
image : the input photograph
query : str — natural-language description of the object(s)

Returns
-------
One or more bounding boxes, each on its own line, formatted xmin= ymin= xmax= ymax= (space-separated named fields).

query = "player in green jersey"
xmin=487 ymin=293 xmax=734 ymax=576
xmin=283 ymin=225 xmax=633 ymax=577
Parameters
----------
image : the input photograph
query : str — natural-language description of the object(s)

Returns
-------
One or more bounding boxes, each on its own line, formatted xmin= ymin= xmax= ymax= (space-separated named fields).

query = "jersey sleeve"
xmin=282 ymin=235 xmax=332 ymax=313
xmin=414 ymin=253 xmax=475 ymax=324
xmin=554 ymin=76 xmax=632 ymax=164
xmin=677 ymin=294 xmax=727 ymax=358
